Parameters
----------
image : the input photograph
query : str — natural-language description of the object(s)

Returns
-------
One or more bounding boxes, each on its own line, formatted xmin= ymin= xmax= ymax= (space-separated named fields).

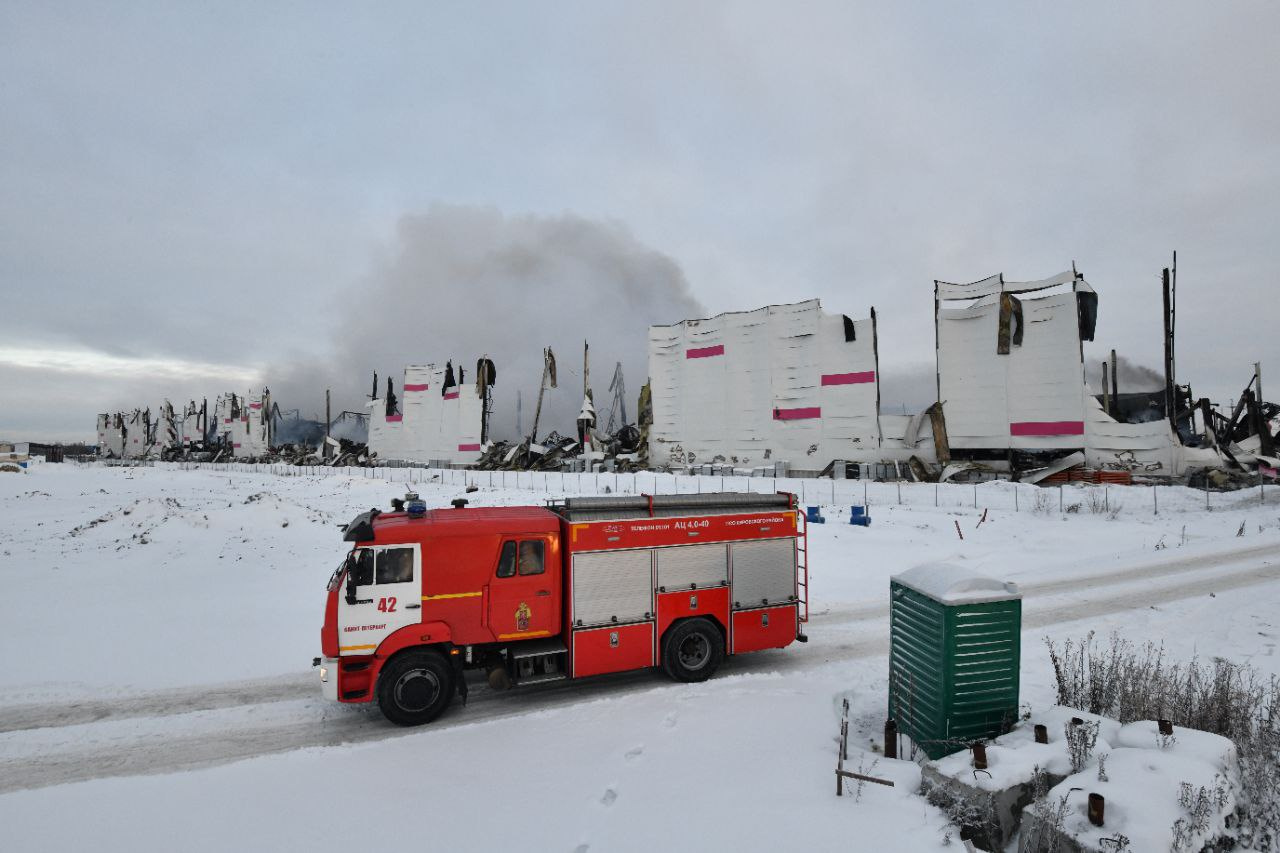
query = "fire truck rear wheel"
xmin=377 ymin=650 xmax=454 ymax=726
xmin=662 ymin=618 xmax=724 ymax=683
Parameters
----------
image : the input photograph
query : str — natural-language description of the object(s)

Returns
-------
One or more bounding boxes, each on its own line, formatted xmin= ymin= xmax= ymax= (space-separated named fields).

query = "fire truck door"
xmin=337 ymin=544 xmax=421 ymax=655
xmin=488 ymin=537 xmax=558 ymax=641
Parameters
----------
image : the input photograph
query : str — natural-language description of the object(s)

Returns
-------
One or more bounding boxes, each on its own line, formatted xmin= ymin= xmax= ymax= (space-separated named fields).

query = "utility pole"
xmin=529 ymin=347 xmax=556 ymax=445
xmin=325 ymin=388 xmax=332 ymax=461
xmin=1110 ymin=349 xmax=1119 ymax=419
xmin=1101 ymin=360 xmax=1110 ymax=420
xmin=1162 ymin=267 xmax=1177 ymax=436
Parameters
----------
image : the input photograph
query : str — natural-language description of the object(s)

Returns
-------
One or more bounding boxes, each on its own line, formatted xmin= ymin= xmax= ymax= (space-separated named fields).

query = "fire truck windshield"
xmin=326 ymin=555 xmax=351 ymax=592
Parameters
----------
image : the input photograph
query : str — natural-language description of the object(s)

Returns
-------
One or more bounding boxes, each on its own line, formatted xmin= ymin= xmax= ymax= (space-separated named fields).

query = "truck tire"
xmin=377 ymin=650 xmax=454 ymax=726
xmin=661 ymin=618 xmax=724 ymax=683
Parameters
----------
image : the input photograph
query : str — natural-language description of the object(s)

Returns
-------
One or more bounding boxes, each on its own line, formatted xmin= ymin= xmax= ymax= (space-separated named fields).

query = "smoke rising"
xmin=274 ymin=206 xmax=704 ymax=441
xmin=1085 ymin=353 xmax=1166 ymax=393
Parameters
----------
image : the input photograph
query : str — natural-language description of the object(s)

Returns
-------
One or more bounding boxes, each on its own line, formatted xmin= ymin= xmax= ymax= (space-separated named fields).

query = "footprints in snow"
xmin=576 ymin=726 xmax=665 ymax=849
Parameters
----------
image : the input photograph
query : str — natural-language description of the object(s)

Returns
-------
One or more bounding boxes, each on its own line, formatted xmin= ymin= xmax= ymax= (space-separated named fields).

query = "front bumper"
xmin=318 ymin=656 xmax=340 ymax=702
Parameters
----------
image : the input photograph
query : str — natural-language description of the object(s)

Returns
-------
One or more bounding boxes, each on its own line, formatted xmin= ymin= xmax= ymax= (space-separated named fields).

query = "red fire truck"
xmin=316 ymin=492 xmax=809 ymax=725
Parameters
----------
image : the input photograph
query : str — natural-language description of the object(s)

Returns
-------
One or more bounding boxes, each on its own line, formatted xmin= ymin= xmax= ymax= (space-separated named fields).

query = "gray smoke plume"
xmin=1085 ymin=353 xmax=1166 ymax=393
xmin=275 ymin=205 xmax=704 ymax=441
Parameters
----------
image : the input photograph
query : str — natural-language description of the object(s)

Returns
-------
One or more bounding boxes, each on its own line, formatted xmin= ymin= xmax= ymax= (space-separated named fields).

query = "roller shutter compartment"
xmin=572 ymin=550 xmax=654 ymax=627
xmin=730 ymin=539 xmax=796 ymax=609
xmin=657 ymin=543 xmax=728 ymax=591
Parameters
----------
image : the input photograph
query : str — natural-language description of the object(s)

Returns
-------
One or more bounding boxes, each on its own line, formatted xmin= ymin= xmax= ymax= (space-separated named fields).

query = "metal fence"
xmin=118 ymin=460 xmax=1271 ymax=518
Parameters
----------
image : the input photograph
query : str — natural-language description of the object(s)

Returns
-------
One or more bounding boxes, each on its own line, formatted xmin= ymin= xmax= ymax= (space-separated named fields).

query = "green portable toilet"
xmin=888 ymin=563 xmax=1021 ymax=759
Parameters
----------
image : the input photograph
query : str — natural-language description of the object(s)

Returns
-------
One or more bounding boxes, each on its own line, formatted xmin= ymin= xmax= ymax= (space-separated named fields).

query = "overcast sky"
xmin=2 ymin=2 xmax=1277 ymax=442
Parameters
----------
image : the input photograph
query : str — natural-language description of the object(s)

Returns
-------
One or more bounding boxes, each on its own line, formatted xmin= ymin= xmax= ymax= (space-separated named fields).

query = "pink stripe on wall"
xmin=821 ymin=371 xmax=876 ymax=386
xmin=404 ymin=383 xmax=429 ymax=392
xmin=249 ymin=402 xmax=262 ymax=409
xmin=686 ymin=344 xmax=724 ymax=359
xmin=385 ymin=415 xmax=403 ymax=423
xmin=458 ymin=443 xmax=481 ymax=452
xmin=1009 ymin=421 xmax=1084 ymax=436
xmin=773 ymin=406 xmax=822 ymax=421
xmin=443 ymin=391 xmax=460 ymax=400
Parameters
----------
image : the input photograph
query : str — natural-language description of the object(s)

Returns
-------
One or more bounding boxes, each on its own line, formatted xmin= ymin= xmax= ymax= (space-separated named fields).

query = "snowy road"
xmin=3 ymin=540 xmax=1274 ymax=795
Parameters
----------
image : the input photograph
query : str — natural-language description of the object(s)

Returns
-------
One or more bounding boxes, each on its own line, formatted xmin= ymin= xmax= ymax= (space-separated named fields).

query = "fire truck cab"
xmin=317 ymin=492 xmax=808 ymax=725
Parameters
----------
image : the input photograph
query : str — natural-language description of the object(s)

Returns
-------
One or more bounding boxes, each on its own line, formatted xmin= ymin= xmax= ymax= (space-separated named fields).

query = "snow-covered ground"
xmin=1 ymin=463 xmax=1277 ymax=851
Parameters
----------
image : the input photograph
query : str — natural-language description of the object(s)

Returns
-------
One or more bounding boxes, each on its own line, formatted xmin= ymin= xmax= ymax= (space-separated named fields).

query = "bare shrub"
xmin=1021 ymin=767 xmax=1071 ymax=853
xmin=1046 ymin=633 xmax=1280 ymax=847
xmin=1171 ymin=776 xmax=1229 ymax=851
xmin=1065 ymin=719 xmax=1100 ymax=773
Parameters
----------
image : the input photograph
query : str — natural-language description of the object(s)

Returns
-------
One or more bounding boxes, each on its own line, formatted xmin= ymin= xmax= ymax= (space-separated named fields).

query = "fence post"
xmin=1154 ymin=486 xmax=1158 ymax=516
xmin=897 ymin=481 xmax=901 ymax=505
xmin=974 ymin=484 xmax=978 ymax=508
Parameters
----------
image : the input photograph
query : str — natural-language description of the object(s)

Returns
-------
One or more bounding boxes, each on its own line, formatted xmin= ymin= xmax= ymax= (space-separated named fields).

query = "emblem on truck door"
xmin=515 ymin=602 xmax=531 ymax=632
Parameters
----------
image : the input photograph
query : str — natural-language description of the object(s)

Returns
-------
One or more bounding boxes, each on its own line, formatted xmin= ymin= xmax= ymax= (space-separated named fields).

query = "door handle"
xmin=404 ymin=604 xmax=421 ymax=610
xmin=536 ymin=590 xmax=551 ymax=597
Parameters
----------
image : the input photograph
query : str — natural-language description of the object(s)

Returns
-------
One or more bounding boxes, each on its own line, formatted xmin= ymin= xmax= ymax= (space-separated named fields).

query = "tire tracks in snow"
xmin=807 ymin=538 xmax=1279 ymax=624
xmin=1 ymin=548 xmax=1276 ymax=795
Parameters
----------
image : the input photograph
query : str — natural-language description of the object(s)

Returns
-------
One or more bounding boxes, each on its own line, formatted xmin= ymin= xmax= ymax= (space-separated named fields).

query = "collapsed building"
xmin=647 ymin=299 xmax=883 ymax=474
xmin=930 ymin=267 xmax=1277 ymax=480
xmin=367 ymin=361 xmax=491 ymax=466
xmin=87 ymin=259 xmax=1274 ymax=482
xmin=95 ymin=413 xmax=127 ymax=459
xmin=646 ymin=268 xmax=1275 ymax=482
xmin=211 ymin=389 xmax=272 ymax=458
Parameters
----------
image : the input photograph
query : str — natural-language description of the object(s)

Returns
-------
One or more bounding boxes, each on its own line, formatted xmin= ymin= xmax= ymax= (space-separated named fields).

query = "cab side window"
xmin=376 ymin=547 xmax=414 ymax=584
xmin=352 ymin=549 xmax=375 ymax=586
xmin=495 ymin=539 xmax=545 ymax=577
xmin=495 ymin=541 xmax=517 ymax=578
xmin=518 ymin=540 xmax=545 ymax=576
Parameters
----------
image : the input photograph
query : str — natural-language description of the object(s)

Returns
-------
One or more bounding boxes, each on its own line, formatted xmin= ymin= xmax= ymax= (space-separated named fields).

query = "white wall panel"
xmin=648 ymin=299 xmax=881 ymax=469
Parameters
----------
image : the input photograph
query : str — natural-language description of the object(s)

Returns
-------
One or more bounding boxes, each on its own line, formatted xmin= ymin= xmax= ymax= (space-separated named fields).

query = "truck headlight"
xmin=319 ymin=666 xmax=329 ymax=683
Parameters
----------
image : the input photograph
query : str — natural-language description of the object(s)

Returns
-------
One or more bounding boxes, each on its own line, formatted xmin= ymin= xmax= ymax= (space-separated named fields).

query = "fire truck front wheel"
xmin=661 ymin=618 xmax=724 ymax=683
xmin=377 ymin=650 xmax=455 ymax=726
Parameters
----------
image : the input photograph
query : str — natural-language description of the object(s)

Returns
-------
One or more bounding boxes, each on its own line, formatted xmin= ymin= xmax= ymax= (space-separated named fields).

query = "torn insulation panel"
xmin=368 ymin=362 xmax=486 ymax=465
xmin=935 ymin=270 xmax=1096 ymax=452
xmin=647 ymin=299 xmax=881 ymax=469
